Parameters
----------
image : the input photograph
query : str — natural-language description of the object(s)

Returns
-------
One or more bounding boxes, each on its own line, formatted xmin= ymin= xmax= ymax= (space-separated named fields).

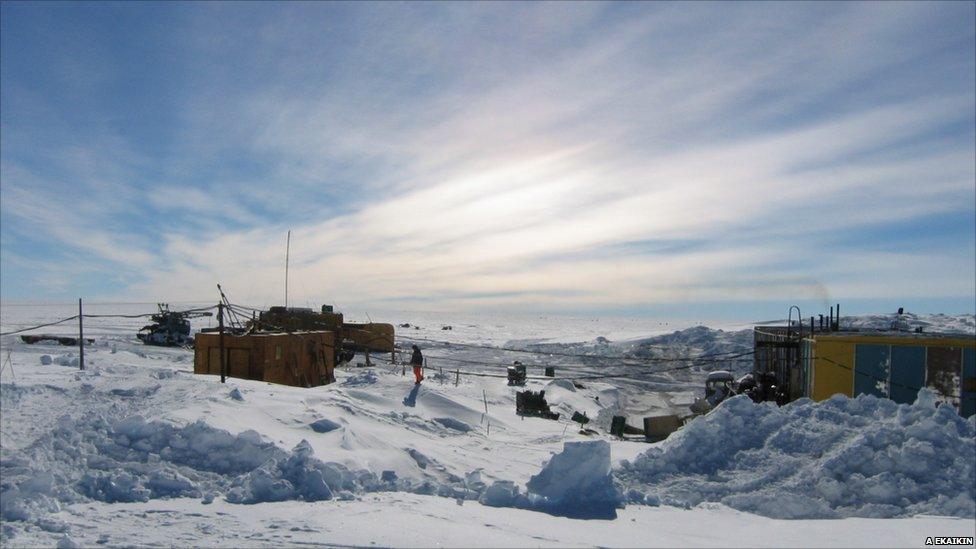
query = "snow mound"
xmin=226 ymin=440 xmax=368 ymax=504
xmin=0 ymin=414 xmax=379 ymax=523
xmin=618 ymin=390 xmax=975 ymax=519
xmin=631 ymin=326 xmax=752 ymax=359
xmin=0 ymin=412 xmax=504 ymax=527
xmin=526 ymin=441 xmax=619 ymax=519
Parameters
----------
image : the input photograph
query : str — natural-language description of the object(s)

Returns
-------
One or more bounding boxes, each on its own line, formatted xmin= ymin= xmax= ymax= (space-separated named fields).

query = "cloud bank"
xmin=1 ymin=2 xmax=974 ymax=316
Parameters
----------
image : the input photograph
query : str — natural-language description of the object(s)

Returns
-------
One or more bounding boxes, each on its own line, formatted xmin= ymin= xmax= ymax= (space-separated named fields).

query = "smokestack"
xmin=829 ymin=306 xmax=834 ymax=331
xmin=835 ymin=303 xmax=840 ymax=330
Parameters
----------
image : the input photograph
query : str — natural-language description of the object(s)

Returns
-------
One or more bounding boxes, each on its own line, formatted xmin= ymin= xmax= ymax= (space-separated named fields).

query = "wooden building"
xmin=194 ymin=331 xmax=336 ymax=388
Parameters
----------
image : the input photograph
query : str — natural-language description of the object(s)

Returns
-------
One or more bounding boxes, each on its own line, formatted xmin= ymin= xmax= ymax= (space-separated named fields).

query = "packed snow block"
xmin=78 ymin=471 xmax=151 ymax=503
xmin=617 ymin=390 xmax=976 ymax=519
xmin=526 ymin=441 xmax=619 ymax=519
xmin=464 ymin=470 xmax=487 ymax=492
xmin=54 ymin=355 xmax=77 ymax=367
xmin=146 ymin=470 xmax=200 ymax=499
xmin=479 ymin=480 xmax=521 ymax=507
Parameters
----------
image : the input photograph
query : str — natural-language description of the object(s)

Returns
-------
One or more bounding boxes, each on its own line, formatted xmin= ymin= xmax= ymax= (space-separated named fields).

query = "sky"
xmin=1 ymin=1 xmax=974 ymax=321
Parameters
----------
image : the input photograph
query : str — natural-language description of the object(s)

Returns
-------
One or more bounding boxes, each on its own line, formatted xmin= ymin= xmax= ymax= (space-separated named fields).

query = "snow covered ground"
xmin=1 ymin=304 xmax=973 ymax=547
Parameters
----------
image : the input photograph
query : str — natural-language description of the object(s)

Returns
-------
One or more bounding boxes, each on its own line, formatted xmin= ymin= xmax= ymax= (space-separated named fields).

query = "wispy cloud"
xmin=1 ymin=1 xmax=973 ymax=315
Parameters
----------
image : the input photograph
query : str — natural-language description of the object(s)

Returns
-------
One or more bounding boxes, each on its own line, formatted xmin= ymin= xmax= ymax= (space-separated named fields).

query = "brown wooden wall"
xmin=342 ymin=323 xmax=395 ymax=353
xmin=194 ymin=331 xmax=335 ymax=388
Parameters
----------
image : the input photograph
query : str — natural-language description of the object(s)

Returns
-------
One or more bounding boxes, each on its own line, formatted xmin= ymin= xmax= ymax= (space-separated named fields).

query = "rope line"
xmin=1 ymin=305 xmax=218 ymax=336
xmin=0 ymin=315 xmax=80 ymax=336
xmin=369 ymin=348 xmax=755 ymax=382
xmin=395 ymin=334 xmax=751 ymax=363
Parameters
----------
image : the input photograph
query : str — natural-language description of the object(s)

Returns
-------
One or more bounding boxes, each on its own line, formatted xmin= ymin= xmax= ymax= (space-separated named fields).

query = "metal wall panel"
xmin=854 ymin=344 xmax=889 ymax=398
xmin=926 ymin=346 xmax=962 ymax=409
xmin=960 ymin=348 xmax=974 ymax=418
xmin=811 ymin=340 xmax=854 ymax=400
xmin=889 ymin=345 xmax=925 ymax=405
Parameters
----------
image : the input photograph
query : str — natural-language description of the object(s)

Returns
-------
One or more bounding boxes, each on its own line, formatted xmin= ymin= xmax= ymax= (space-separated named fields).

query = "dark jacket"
xmin=410 ymin=346 xmax=423 ymax=366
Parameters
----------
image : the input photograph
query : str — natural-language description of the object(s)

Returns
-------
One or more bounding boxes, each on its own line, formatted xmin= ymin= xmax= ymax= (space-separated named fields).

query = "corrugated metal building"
xmin=194 ymin=331 xmax=336 ymax=388
xmin=800 ymin=332 xmax=975 ymax=417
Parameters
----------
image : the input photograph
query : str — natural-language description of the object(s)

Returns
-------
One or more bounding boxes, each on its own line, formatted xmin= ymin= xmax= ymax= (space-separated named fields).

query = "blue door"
xmin=854 ymin=344 xmax=889 ymax=398
xmin=890 ymin=345 xmax=925 ymax=405
xmin=962 ymin=348 xmax=975 ymax=418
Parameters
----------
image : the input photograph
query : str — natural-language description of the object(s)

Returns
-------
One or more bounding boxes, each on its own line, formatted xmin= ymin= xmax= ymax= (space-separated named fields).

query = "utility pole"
xmin=218 ymin=302 xmax=226 ymax=383
xmin=285 ymin=230 xmax=291 ymax=308
xmin=78 ymin=298 xmax=84 ymax=371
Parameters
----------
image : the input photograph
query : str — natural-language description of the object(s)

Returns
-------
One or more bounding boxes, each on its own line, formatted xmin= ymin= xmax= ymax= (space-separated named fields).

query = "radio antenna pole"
xmin=285 ymin=230 xmax=291 ymax=308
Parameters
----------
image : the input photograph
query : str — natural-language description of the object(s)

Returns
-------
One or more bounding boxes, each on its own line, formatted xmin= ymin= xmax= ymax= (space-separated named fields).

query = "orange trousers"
xmin=413 ymin=365 xmax=424 ymax=383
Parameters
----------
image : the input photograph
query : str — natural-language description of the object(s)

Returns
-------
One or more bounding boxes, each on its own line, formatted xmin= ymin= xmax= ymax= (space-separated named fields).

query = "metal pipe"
xmin=788 ymin=305 xmax=802 ymax=338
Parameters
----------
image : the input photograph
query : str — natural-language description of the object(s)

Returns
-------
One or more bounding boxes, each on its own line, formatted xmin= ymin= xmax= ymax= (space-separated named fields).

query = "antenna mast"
xmin=285 ymin=230 xmax=291 ymax=308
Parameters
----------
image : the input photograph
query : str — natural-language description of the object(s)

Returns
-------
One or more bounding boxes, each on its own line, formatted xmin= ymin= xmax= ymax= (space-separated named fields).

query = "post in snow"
xmin=218 ymin=302 xmax=226 ymax=384
xmin=78 ymin=298 xmax=84 ymax=371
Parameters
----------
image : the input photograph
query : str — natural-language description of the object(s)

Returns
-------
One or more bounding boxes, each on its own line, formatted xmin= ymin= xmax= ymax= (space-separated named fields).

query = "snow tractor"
xmin=689 ymin=370 xmax=736 ymax=413
xmin=690 ymin=369 xmax=785 ymax=414
xmin=516 ymin=390 xmax=560 ymax=420
xmin=507 ymin=361 xmax=527 ymax=385
xmin=138 ymin=304 xmax=212 ymax=347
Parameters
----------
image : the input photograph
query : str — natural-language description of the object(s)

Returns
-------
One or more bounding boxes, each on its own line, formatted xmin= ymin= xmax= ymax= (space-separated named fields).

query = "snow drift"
xmin=618 ymin=389 xmax=975 ymax=519
xmin=0 ymin=413 xmax=472 ymax=525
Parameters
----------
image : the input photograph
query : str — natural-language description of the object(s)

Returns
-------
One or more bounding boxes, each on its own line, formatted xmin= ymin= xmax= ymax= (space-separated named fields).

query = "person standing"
xmin=410 ymin=344 xmax=424 ymax=384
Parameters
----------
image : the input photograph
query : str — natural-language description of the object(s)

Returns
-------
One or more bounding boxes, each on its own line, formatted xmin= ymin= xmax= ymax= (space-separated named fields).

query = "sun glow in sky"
xmin=1 ymin=1 xmax=974 ymax=319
